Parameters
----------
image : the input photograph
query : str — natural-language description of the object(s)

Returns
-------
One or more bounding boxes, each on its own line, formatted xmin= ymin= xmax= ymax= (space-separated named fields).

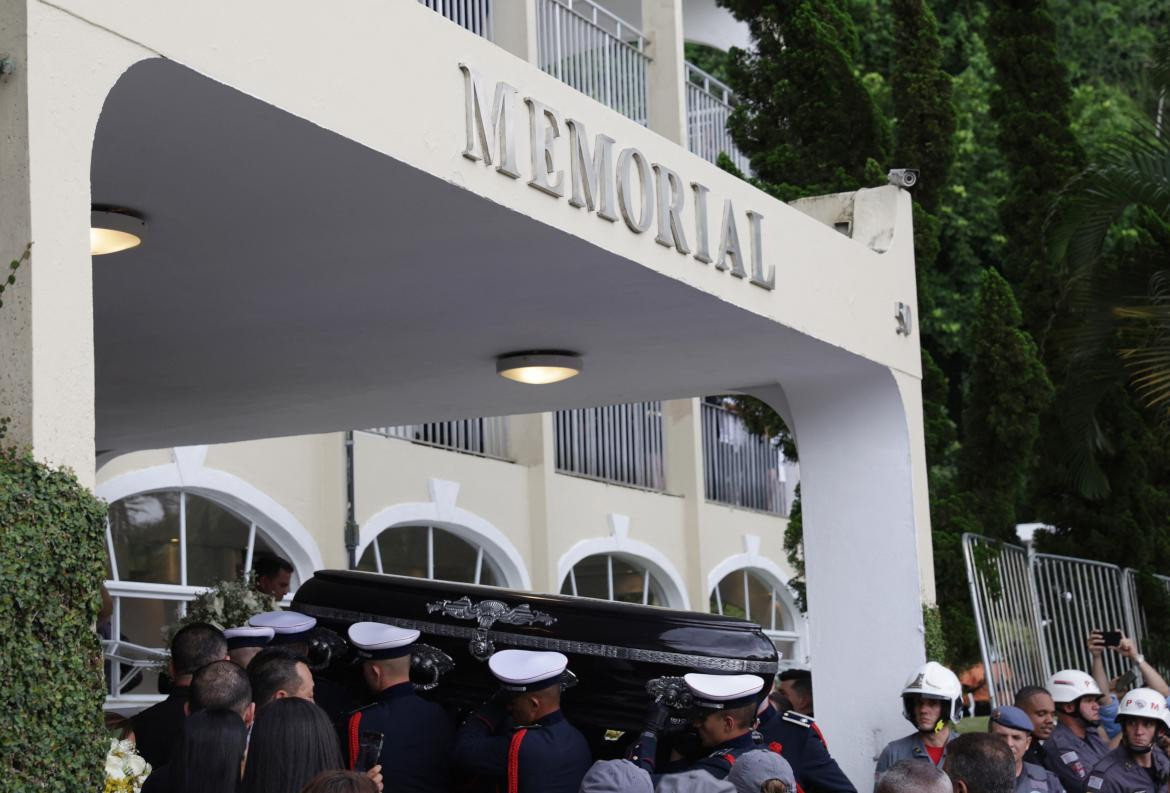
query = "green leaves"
xmin=0 ymin=243 xmax=32 ymax=310
xmin=0 ymin=447 xmax=108 ymax=791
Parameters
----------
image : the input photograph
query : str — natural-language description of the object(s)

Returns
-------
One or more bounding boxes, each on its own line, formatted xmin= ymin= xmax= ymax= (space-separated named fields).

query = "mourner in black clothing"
xmin=241 ymin=698 xmax=350 ymax=793
xmin=340 ymin=622 xmax=452 ymax=793
xmin=248 ymin=647 xmax=315 ymax=707
xmin=1014 ymin=686 xmax=1057 ymax=769
xmin=142 ymin=708 xmax=247 ymax=793
xmin=453 ymin=649 xmax=592 ymax=793
xmin=130 ymin=622 xmax=228 ymax=767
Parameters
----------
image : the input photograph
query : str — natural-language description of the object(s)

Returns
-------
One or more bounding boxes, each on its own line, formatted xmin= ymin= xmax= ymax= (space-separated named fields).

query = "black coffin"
xmin=293 ymin=570 xmax=778 ymax=734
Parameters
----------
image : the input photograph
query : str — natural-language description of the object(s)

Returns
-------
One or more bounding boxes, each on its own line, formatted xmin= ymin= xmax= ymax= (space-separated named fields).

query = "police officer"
xmin=453 ymin=649 xmax=591 ymax=793
xmin=1084 ymin=688 xmax=1170 ymax=793
xmin=875 ymin=662 xmax=963 ymax=780
xmin=1044 ymin=669 xmax=1108 ymax=792
xmin=756 ymin=690 xmax=857 ymax=793
xmin=987 ymin=705 xmax=1065 ymax=793
xmin=340 ymin=622 xmax=452 ymax=793
xmin=249 ymin=610 xmax=351 ymax=721
xmin=631 ymin=673 xmax=767 ymax=780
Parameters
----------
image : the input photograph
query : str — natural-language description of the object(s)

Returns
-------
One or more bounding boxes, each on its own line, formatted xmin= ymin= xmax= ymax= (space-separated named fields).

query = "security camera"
xmin=887 ymin=169 xmax=919 ymax=189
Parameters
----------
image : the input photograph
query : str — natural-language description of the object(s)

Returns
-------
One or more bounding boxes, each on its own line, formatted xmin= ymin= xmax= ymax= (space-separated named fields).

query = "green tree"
xmin=719 ymin=0 xmax=891 ymax=201
xmin=958 ymin=268 xmax=1054 ymax=538
xmin=986 ymin=0 xmax=1086 ymax=344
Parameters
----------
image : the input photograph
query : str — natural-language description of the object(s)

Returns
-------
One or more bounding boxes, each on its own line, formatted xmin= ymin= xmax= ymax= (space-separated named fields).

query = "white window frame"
xmin=360 ymin=523 xmax=503 ymax=587
xmin=561 ymin=552 xmax=663 ymax=607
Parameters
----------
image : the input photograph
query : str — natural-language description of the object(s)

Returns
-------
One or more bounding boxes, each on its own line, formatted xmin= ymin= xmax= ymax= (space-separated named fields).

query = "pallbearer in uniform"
xmin=986 ymin=705 xmax=1065 ymax=793
xmin=631 ymin=673 xmax=766 ymax=780
xmin=755 ymin=691 xmax=857 ymax=793
xmin=452 ymin=649 xmax=591 ymax=793
xmin=223 ymin=625 xmax=273 ymax=669
xmin=340 ymin=622 xmax=452 ymax=793
xmin=248 ymin=610 xmax=350 ymax=720
xmin=1084 ymin=688 xmax=1170 ymax=793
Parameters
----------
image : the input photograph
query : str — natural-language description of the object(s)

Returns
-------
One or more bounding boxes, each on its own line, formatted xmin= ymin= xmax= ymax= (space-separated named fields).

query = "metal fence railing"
xmin=369 ymin=416 xmax=511 ymax=461
xmin=419 ymin=0 xmax=493 ymax=39
xmin=962 ymin=534 xmax=1048 ymax=709
xmin=700 ymin=401 xmax=787 ymax=515
xmin=965 ymin=533 xmax=1170 ymax=708
xmin=685 ymin=62 xmax=751 ymax=175
xmin=536 ymin=0 xmax=650 ymax=125
xmin=554 ymin=401 xmax=665 ymax=490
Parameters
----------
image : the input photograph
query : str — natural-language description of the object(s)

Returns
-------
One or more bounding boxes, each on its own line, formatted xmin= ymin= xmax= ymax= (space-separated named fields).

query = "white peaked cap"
xmin=248 ymin=610 xmax=316 ymax=637
xmin=223 ymin=625 xmax=275 ymax=649
xmin=488 ymin=649 xmax=569 ymax=691
xmin=684 ymin=673 xmax=766 ymax=709
xmin=347 ymin=621 xmax=420 ymax=659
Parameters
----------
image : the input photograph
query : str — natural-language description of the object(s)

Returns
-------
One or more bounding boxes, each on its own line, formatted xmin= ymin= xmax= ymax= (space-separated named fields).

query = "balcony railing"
xmin=369 ymin=416 xmax=511 ymax=460
xmin=555 ymin=401 xmax=665 ymax=490
xmin=537 ymin=0 xmax=650 ymax=125
xmin=701 ymin=401 xmax=787 ymax=514
xmin=686 ymin=62 xmax=751 ymax=175
xmin=420 ymin=0 xmax=493 ymax=39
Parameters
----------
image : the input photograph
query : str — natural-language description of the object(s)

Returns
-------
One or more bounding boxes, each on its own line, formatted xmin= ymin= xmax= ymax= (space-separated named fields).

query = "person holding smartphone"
xmin=341 ymin=623 xmax=453 ymax=793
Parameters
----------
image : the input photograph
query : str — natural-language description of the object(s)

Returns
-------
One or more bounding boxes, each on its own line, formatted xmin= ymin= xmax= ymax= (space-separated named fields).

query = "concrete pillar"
xmin=510 ymin=411 xmax=558 ymax=592
xmin=751 ymin=367 xmax=930 ymax=793
xmin=0 ymin=1 xmax=143 ymax=488
xmin=642 ymin=0 xmax=689 ymax=146
xmin=662 ymin=397 xmax=705 ymax=607
xmin=492 ymin=0 xmax=539 ymax=65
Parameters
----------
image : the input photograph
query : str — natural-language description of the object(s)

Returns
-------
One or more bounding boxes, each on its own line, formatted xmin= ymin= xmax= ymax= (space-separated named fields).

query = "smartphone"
xmin=1103 ymin=630 xmax=1122 ymax=648
xmin=355 ymin=730 xmax=384 ymax=773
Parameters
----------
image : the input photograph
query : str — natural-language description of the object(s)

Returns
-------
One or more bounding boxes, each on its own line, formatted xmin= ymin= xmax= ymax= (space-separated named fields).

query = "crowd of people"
xmin=121 ymin=605 xmax=1169 ymax=793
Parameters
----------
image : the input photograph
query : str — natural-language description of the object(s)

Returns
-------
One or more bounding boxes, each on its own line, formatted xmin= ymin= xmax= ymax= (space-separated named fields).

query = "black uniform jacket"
xmin=341 ymin=681 xmax=452 ymax=793
xmin=757 ymin=704 xmax=858 ymax=793
xmin=453 ymin=702 xmax=592 ymax=793
xmin=131 ymin=686 xmax=189 ymax=768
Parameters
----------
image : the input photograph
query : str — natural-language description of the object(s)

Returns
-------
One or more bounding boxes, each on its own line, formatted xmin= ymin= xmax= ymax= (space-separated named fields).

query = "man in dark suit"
xmin=128 ymin=622 xmax=227 ymax=767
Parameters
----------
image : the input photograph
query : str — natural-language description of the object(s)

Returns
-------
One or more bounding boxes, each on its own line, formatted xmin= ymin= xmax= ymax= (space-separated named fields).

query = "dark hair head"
xmin=241 ymin=698 xmax=342 ymax=793
xmin=876 ymin=759 xmax=952 ymax=793
xmin=727 ymin=702 xmax=759 ymax=729
xmin=300 ymin=770 xmax=378 ymax=793
xmin=778 ymin=669 xmax=813 ymax=699
xmin=769 ymin=691 xmax=794 ymax=713
xmin=192 ymin=660 xmax=252 ymax=717
xmin=1014 ymin=686 xmax=1051 ymax=707
xmin=248 ymin=646 xmax=309 ymax=707
xmin=253 ymin=555 xmax=294 ymax=579
xmin=172 ymin=623 xmax=228 ymax=676
xmin=171 ymin=709 xmax=246 ymax=793
xmin=945 ymin=733 xmax=1015 ymax=793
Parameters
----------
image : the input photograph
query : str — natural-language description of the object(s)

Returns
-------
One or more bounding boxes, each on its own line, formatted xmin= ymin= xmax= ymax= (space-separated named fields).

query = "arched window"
xmin=559 ymin=553 xmax=667 ymax=606
xmin=103 ymin=488 xmax=302 ymax=701
xmin=355 ymin=524 xmax=504 ymax=587
xmin=710 ymin=568 xmax=802 ymax=661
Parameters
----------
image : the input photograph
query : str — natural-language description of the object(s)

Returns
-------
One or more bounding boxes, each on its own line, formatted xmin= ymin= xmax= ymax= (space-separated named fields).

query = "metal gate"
xmin=962 ymin=534 xmax=1048 ymax=708
xmin=964 ymin=533 xmax=1169 ymax=708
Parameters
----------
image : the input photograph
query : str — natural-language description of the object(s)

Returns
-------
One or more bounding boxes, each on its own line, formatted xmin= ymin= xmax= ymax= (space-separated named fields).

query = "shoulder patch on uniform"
xmin=782 ymin=712 xmax=812 ymax=728
xmin=1087 ymin=776 xmax=1104 ymax=790
xmin=1060 ymin=751 xmax=1079 ymax=764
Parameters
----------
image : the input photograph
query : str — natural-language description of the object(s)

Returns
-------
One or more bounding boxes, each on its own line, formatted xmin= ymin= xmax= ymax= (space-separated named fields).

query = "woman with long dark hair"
xmin=241 ymin=697 xmax=345 ymax=793
xmin=169 ymin=708 xmax=248 ymax=793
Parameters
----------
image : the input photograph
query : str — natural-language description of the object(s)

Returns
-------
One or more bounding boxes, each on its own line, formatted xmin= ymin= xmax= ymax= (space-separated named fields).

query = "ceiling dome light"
xmin=496 ymin=351 xmax=582 ymax=385
xmin=91 ymin=208 xmax=145 ymax=255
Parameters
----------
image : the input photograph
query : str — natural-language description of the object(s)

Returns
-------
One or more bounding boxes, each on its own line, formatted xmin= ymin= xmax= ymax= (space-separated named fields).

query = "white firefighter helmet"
xmin=1118 ymin=687 xmax=1170 ymax=730
xmin=901 ymin=661 xmax=963 ymax=726
xmin=1047 ymin=670 xmax=1102 ymax=704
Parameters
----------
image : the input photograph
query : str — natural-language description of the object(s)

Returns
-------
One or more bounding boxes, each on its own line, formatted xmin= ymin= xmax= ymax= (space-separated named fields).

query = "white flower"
xmin=117 ymin=738 xmax=135 ymax=754
xmin=105 ymin=754 xmax=126 ymax=780
xmin=127 ymin=754 xmax=147 ymax=777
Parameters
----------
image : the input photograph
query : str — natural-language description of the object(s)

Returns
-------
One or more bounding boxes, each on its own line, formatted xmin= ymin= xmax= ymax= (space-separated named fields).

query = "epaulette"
xmin=782 ymin=711 xmax=813 ymax=728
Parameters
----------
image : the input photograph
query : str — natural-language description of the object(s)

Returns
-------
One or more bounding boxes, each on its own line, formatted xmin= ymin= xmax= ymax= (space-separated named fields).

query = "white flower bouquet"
xmin=166 ymin=573 xmax=276 ymax=641
xmin=104 ymin=738 xmax=151 ymax=793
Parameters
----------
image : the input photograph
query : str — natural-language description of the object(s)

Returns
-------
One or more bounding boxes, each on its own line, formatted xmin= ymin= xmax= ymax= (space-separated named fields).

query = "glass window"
xmin=109 ymin=492 xmax=182 ymax=584
xmin=710 ymin=569 xmax=795 ymax=633
xmin=356 ymin=524 xmax=504 ymax=586
xmin=185 ymin=494 xmax=252 ymax=586
xmin=560 ymin=554 xmax=666 ymax=606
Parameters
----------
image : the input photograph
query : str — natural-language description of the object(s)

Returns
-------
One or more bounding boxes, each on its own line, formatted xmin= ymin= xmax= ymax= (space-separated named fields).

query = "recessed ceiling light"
xmin=496 ymin=351 xmax=582 ymax=385
xmin=91 ymin=208 xmax=145 ymax=255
